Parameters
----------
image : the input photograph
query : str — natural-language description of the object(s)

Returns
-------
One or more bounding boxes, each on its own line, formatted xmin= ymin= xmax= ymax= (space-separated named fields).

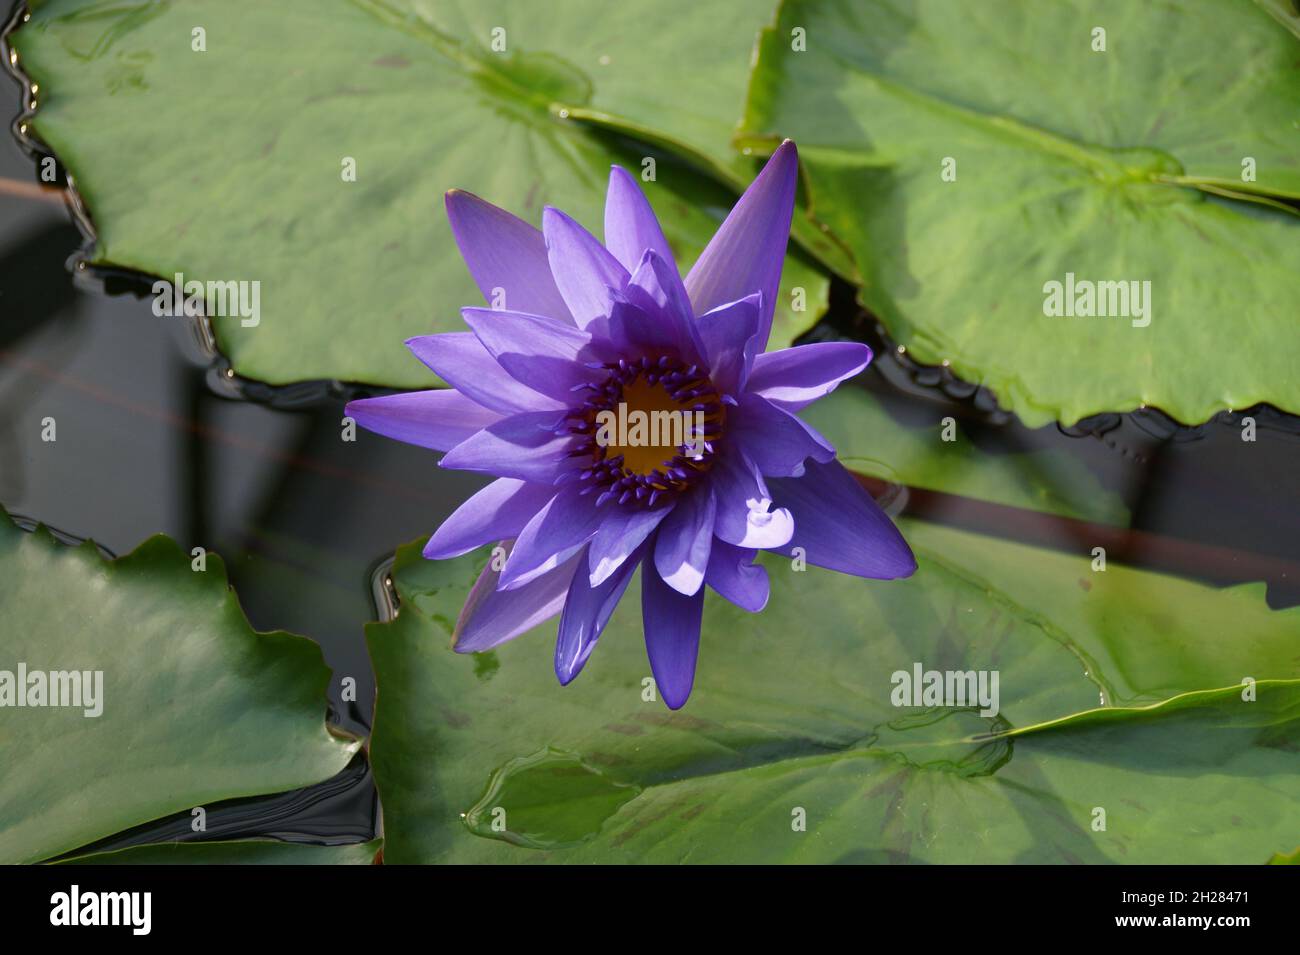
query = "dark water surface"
xmin=2 ymin=0 xmax=1297 ymax=854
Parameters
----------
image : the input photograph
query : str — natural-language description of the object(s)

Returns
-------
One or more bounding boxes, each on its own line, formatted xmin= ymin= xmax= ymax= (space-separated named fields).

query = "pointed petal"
xmin=768 ymin=460 xmax=916 ymax=579
xmin=654 ymin=489 xmax=716 ymax=595
xmin=502 ymin=540 xmax=591 ymax=592
xmin=591 ymin=296 xmax=677 ymax=357
xmin=604 ymin=165 xmax=676 ymax=274
xmin=623 ymin=249 xmax=703 ymax=362
xmin=696 ymin=293 xmax=762 ymax=396
xmin=685 ymin=140 xmax=798 ymax=348
xmin=454 ymin=543 xmax=578 ymax=653
xmin=445 ymin=189 xmax=573 ymax=322
xmin=748 ymin=342 xmax=874 ymax=411
xmin=705 ymin=540 xmax=770 ymax=612
xmin=423 ymin=479 xmax=555 ymax=559
xmin=554 ymin=542 xmax=642 ymax=685
xmin=500 ymin=486 xmax=604 ymax=590
xmin=439 ymin=410 xmax=575 ymax=483
xmin=461 ymin=307 xmax=599 ymax=402
xmin=710 ymin=448 xmax=795 ymax=549
xmin=642 ymin=555 xmax=705 ymax=710
xmin=626 ymin=249 xmax=692 ymax=324
xmin=345 ymin=389 xmax=501 ymax=452
xmin=406 ymin=333 xmax=562 ymax=414
xmin=543 ymin=206 xmax=629 ymax=328
xmin=587 ymin=503 xmax=671 ymax=586
xmin=732 ymin=392 xmax=835 ymax=477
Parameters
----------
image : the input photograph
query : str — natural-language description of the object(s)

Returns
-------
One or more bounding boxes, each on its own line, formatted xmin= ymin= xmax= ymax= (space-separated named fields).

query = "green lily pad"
xmin=461 ymin=0 xmax=858 ymax=280
xmin=14 ymin=0 xmax=828 ymax=389
xmin=0 ymin=513 xmax=358 ymax=864
xmin=366 ymin=519 xmax=1299 ymax=863
xmin=57 ymin=838 xmax=381 ymax=865
xmin=738 ymin=0 xmax=1300 ymax=426
xmin=803 ymin=383 xmax=1129 ymax=525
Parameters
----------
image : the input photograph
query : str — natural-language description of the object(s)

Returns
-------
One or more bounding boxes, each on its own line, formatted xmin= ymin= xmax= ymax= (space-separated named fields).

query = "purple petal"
xmin=345 ymin=389 xmax=500 ymax=452
xmin=732 ymin=392 xmax=835 ymax=478
xmin=604 ymin=166 xmax=677 ymax=274
xmin=590 ymin=296 xmax=676 ymax=358
xmin=626 ymin=249 xmax=693 ymax=324
xmin=653 ymin=488 xmax=716 ymax=595
xmin=588 ymin=503 xmax=672 ymax=586
xmin=454 ymin=543 xmax=579 ymax=653
xmin=623 ymin=250 xmax=704 ymax=363
xmin=423 ymin=479 xmax=556 ymax=559
xmin=406 ymin=333 xmax=562 ymax=414
xmin=705 ymin=540 xmax=770 ymax=612
xmin=641 ymin=554 xmax=706 ymax=710
xmin=542 ymin=206 xmax=629 ymax=329
xmin=439 ymin=410 xmax=575 ymax=483
xmin=445 ymin=190 xmax=573 ymax=322
xmin=461 ymin=308 xmax=599 ymax=403
xmin=500 ymin=486 xmax=605 ymax=590
xmin=684 ymin=140 xmax=798 ymax=349
xmin=503 ymin=540 xmax=591 ymax=592
xmin=696 ymin=293 xmax=762 ymax=396
xmin=748 ymin=342 xmax=874 ymax=412
xmin=710 ymin=448 xmax=794 ymax=549
xmin=768 ymin=459 xmax=916 ymax=579
xmin=554 ymin=542 xmax=642 ymax=685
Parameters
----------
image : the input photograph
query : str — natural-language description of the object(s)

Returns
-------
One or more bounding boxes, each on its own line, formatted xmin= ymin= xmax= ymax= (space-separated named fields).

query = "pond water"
xmin=2 ymin=0 xmax=1297 ymax=854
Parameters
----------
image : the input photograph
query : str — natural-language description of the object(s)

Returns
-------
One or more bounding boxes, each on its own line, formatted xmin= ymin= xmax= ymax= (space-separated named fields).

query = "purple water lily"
xmin=347 ymin=141 xmax=914 ymax=708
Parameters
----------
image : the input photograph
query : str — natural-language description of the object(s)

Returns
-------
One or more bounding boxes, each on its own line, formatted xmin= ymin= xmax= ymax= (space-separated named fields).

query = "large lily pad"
xmin=381 ymin=0 xmax=857 ymax=279
xmin=739 ymin=0 xmax=1300 ymax=426
xmin=366 ymin=519 xmax=1299 ymax=863
xmin=14 ymin=0 xmax=828 ymax=389
xmin=0 ymin=514 xmax=358 ymax=864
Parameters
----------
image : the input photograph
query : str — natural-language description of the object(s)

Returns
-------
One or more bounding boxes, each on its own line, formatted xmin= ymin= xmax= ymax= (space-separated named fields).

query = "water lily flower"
xmin=346 ymin=141 xmax=914 ymax=708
